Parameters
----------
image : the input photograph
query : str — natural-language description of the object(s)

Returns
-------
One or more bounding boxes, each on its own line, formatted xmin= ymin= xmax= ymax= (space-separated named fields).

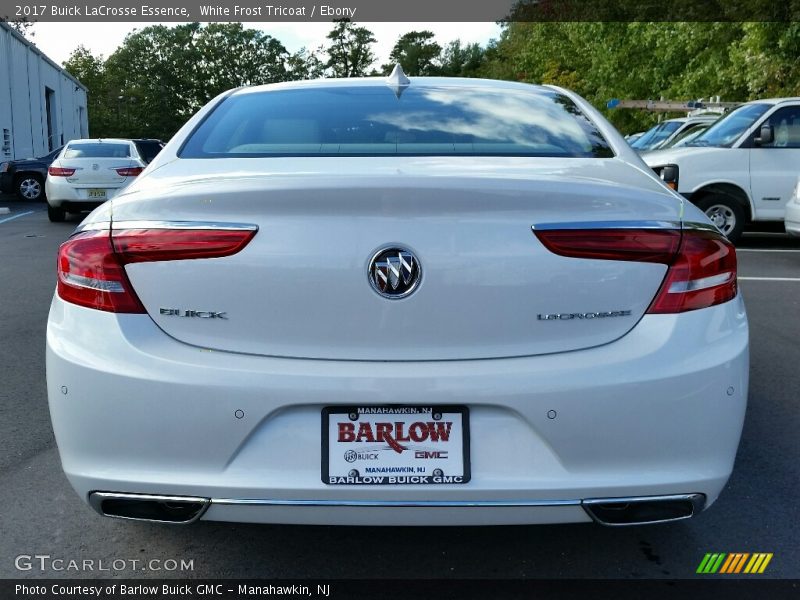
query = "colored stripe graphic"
xmin=699 ymin=552 xmax=773 ymax=574
xmin=719 ymin=554 xmax=735 ymax=573
xmin=744 ymin=553 xmax=773 ymax=574
xmin=720 ymin=553 xmax=749 ymax=573
xmin=697 ymin=553 xmax=726 ymax=574
xmin=733 ymin=553 xmax=750 ymax=573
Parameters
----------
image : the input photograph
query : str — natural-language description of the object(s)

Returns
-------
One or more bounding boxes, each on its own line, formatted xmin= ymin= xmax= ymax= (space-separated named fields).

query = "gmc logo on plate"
xmin=415 ymin=450 xmax=448 ymax=459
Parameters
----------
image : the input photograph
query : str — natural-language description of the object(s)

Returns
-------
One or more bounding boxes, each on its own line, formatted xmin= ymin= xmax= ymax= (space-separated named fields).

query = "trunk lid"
xmin=114 ymin=157 xmax=680 ymax=361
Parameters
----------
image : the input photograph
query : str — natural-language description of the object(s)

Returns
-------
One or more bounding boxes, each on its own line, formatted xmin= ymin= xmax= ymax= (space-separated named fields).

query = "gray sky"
xmin=30 ymin=22 xmax=502 ymax=67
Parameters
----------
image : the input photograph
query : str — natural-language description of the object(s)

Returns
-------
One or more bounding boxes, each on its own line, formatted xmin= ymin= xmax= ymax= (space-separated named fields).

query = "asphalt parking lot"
xmin=0 ymin=200 xmax=798 ymax=580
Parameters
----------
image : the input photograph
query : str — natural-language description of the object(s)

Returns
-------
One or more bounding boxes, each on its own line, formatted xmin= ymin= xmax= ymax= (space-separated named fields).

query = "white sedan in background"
xmin=45 ymin=138 xmax=146 ymax=222
xmin=47 ymin=70 xmax=748 ymax=527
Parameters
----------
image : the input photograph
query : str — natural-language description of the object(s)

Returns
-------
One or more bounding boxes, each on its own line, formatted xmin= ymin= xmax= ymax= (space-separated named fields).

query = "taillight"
xmin=57 ymin=230 xmax=145 ymax=313
xmin=647 ymin=230 xmax=737 ymax=314
xmin=534 ymin=226 xmax=737 ymax=314
xmin=57 ymin=227 xmax=256 ymax=313
xmin=534 ymin=229 xmax=682 ymax=264
xmin=48 ymin=167 xmax=76 ymax=177
xmin=111 ymin=228 xmax=256 ymax=263
xmin=115 ymin=167 xmax=144 ymax=177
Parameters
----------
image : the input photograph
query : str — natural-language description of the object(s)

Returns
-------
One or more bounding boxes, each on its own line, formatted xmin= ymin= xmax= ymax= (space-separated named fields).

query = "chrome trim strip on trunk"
xmin=532 ymin=220 xmax=682 ymax=231
xmin=74 ymin=221 xmax=111 ymax=233
xmin=112 ymin=220 xmax=259 ymax=231
xmin=682 ymin=221 xmax=723 ymax=233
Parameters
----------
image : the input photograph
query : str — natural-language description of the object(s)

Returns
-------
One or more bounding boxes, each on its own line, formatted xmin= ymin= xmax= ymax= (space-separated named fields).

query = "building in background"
xmin=0 ymin=21 xmax=88 ymax=161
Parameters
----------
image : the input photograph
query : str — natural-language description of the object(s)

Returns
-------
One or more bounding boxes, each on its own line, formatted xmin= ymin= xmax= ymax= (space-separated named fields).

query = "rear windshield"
xmin=180 ymin=85 xmax=614 ymax=158
xmin=64 ymin=143 xmax=131 ymax=159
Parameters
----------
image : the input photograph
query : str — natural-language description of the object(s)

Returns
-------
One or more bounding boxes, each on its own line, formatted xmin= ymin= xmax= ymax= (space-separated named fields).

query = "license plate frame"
xmin=322 ymin=405 xmax=470 ymax=485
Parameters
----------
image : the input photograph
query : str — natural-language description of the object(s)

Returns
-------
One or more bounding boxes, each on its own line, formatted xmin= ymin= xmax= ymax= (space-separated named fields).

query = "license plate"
xmin=87 ymin=189 xmax=106 ymax=199
xmin=322 ymin=406 xmax=470 ymax=485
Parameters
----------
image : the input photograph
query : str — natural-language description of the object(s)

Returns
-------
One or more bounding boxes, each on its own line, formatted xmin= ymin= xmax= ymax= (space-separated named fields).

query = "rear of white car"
xmin=45 ymin=139 xmax=145 ymax=222
xmin=46 ymin=77 xmax=748 ymax=526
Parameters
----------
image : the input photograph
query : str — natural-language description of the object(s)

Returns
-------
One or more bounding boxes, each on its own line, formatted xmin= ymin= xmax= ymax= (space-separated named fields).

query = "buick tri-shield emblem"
xmin=369 ymin=247 xmax=421 ymax=299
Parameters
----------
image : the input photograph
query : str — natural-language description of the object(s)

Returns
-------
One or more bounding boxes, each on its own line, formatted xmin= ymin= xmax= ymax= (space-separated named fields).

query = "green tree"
xmin=383 ymin=31 xmax=442 ymax=76
xmin=287 ymin=46 xmax=327 ymax=80
xmin=102 ymin=23 xmax=290 ymax=140
xmin=435 ymin=40 xmax=486 ymax=77
xmin=325 ymin=20 xmax=376 ymax=77
xmin=1 ymin=16 xmax=35 ymax=38
xmin=62 ymin=46 xmax=114 ymax=138
xmin=103 ymin=23 xmax=203 ymax=140
xmin=481 ymin=22 xmax=755 ymax=134
xmin=729 ymin=22 xmax=800 ymax=97
xmin=193 ymin=22 xmax=289 ymax=100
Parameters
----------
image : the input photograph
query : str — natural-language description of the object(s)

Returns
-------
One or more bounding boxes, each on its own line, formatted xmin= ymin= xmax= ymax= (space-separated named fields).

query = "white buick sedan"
xmin=47 ymin=72 xmax=748 ymax=526
xmin=45 ymin=138 xmax=146 ymax=222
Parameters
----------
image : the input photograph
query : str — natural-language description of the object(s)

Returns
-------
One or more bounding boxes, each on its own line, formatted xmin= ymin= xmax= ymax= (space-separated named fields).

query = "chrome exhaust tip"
xmin=88 ymin=492 xmax=210 ymax=524
xmin=582 ymin=493 xmax=705 ymax=526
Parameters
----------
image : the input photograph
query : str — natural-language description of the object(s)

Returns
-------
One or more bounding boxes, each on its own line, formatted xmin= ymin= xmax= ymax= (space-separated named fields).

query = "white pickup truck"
xmin=643 ymin=98 xmax=800 ymax=243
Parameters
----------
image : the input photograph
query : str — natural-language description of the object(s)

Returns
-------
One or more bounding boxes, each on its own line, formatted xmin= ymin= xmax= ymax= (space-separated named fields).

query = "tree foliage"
xmin=62 ymin=46 xmax=114 ymax=137
xmin=286 ymin=46 xmax=327 ymax=80
xmin=383 ymin=31 xmax=442 ymax=76
xmin=480 ymin=22 xmax=800 ymax=133
xmin=98 ymin=23 xmax=292 ymax=139
xmin=325 ymin=19 xmax=377 ymax=78
xmin=1 ymin=17 xmax=35 ymax=38
xmin=59 ymin=21 xmax=800 ymax=140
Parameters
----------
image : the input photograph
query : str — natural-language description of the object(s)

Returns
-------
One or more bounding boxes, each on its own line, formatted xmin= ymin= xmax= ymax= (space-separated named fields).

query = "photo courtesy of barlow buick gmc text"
xmin=0 ymin=2 xmax=798 ymax=598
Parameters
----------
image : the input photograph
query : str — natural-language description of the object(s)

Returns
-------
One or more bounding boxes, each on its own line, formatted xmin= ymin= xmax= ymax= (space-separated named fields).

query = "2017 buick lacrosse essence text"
xmin=46 ymin=69 xmax=748 ymax=526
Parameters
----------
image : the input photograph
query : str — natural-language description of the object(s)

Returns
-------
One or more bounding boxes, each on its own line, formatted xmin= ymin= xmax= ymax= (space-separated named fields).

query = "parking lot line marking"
xmin=0 ymin=210 xmax=34 ymax=225
xmin=738 ymin=277 xmax=800 ymax=282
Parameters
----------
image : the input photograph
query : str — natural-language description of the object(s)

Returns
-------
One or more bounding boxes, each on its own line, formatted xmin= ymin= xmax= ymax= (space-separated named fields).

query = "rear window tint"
xmin=181 ymin=85 xmax=614 ymax=158
xmin=64 ymin=143 xmax=131 ymax=159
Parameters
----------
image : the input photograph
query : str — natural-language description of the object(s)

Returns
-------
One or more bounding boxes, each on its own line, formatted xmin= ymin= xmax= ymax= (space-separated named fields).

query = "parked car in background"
xmin=0 ymin=139 xmax=163 ymax=203
xmin=654 ymin=123 xmax=711 ymax=150
xmin=785 ymin=177 xmax=800 ymax=236
xmin=0 ymin=146 xmax=63 ymax=201
xmin=631 ymin=115 xmax=720 ymax=153
xmin=45 ymin=138 xmax=147 ymax=222
xmin=131 ymin=139 xmax=165 ymax=164
xmin=625 ymin=132 xmax=644 ymax=145
xmin=644 ymin=98 xmax=800 ymax=243
xmin=47 ymin=74 xmax=747 ymax=527
xmin=662 ymin=125 xmax=710 ymax=149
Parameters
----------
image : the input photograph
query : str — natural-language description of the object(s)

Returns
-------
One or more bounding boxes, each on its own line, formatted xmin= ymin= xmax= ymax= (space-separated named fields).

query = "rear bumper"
xmin=45 ymin=178 xmax=128 ymax=207
xmin=46 ymin=294 xmax=749 ymax=525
